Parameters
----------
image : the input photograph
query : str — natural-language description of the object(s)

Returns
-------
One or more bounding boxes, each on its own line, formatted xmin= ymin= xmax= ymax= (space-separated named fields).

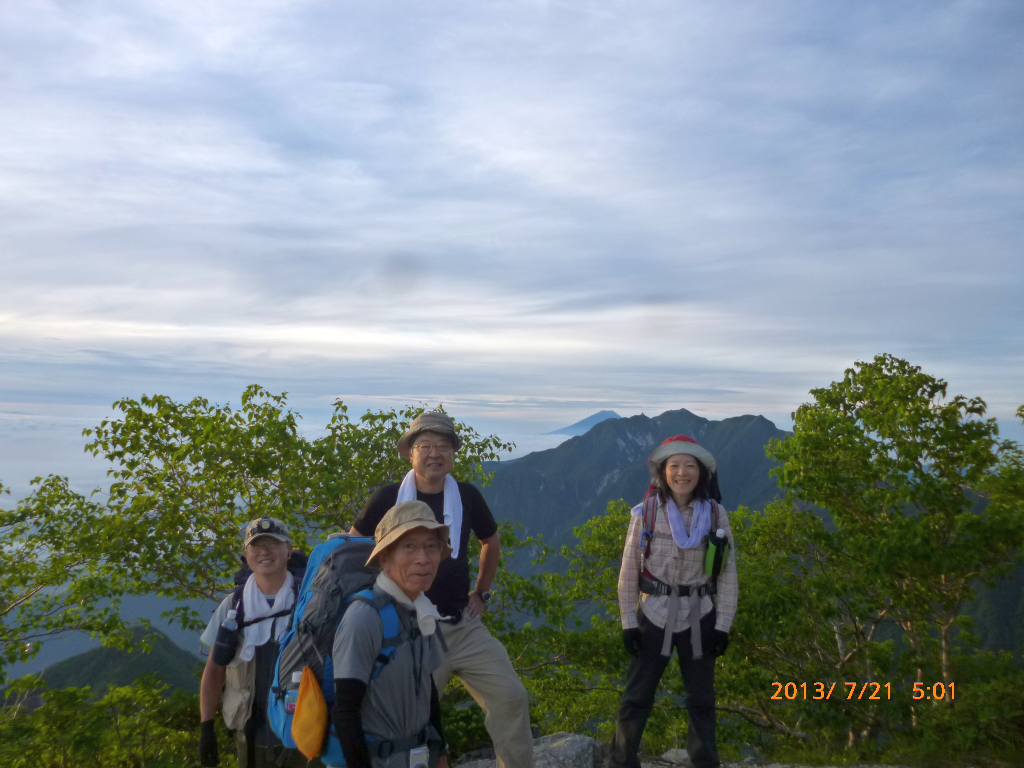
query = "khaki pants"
xmin=433 ymin=613 xmax=534 ymax=768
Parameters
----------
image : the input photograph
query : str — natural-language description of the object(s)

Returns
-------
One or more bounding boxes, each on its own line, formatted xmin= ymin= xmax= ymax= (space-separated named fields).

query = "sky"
xmin=2 ymin=0 xmax=1023 ymax=501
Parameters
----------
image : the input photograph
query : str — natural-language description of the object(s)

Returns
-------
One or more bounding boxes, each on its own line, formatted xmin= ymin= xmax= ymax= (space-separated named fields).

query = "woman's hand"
xmin=437 ymin=755 xmax=449 ymax=768
xmin=622 ymin=627 xmax=642 ymax=657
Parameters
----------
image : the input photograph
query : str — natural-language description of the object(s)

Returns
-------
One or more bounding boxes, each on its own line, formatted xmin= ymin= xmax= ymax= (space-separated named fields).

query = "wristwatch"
xmin=474 ymin=589 xmax=492 ymax=603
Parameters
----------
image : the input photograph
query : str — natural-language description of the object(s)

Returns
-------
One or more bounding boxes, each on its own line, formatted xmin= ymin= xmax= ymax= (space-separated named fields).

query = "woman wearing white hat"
xmin=607 ymin=435 xmax=739 ymax=768
xmin=332 ymin=501 xmax=452 ymax=768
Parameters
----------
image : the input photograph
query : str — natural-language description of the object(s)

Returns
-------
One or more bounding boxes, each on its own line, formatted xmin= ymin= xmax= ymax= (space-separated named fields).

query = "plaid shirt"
xmin=617 ymin=498 xmax=738 ymax=633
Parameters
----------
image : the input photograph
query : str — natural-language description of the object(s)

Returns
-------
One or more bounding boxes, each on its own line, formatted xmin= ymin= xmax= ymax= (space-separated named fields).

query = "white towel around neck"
xmin=395 ymin=469 xmax=462 ymax=559
xmin=234 ymin=572 xmax=294 ymax=665
xmin=375 ymin=571 xmax=442 ymax=637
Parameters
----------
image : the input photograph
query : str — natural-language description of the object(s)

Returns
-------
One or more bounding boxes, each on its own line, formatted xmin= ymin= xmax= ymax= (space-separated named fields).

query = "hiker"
xmin=607 ymin=436 xmax=739 ymax=768
xmin=199 ymin=517 xmax=314 ymax=768
xmin=333 ymin=501 xmax=450 ymax=768
xmin=350 ymin=412 xmax=534 ymax=768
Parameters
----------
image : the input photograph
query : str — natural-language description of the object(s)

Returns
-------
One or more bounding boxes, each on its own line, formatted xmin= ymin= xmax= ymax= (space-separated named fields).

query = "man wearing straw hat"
xmin=351 ymin=412 xmax=533 ymax=768
xmin=333 ymin=501 xmax=451 ymax=768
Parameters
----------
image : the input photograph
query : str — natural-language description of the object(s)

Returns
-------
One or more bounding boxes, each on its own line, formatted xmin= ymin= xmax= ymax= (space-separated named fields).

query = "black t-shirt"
xmin=353 ymin=481 xmax=498 ymax=616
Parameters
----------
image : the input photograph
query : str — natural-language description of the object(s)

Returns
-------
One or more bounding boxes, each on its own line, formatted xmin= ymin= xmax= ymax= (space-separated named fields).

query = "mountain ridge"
xmin=37 ymin=626 xmax=202 ymax=695
xmin=481 ymin=407 xmax=788 ymax=548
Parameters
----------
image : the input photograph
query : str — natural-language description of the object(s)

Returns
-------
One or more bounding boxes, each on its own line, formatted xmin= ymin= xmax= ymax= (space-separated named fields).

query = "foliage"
xmin=4 ymin=361 xmax=1024 ymax=763
xmin=0 ymin=480 xmax=136 ymax=685
xmin=767 ymin=354 xmax=1024 ymax=688
xmin=0 ymin=675 xmax=222 ymax=768
xmin=2 ymin=389 xmax=513 ymax=676
xmin=461 ymin=355 xmax=1024 ymax=760
xmin=79 ymin=388 xmax=510 ymax=621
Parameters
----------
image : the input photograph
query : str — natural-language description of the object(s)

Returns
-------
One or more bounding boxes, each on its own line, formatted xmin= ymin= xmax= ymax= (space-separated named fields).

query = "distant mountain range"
xmin=546 ymin=410 xmax=621 ymax=436
xmin=37 ymin=626 xmax=202 ymax=695
xmin=482 ymin=407 xmax=789 ymax=548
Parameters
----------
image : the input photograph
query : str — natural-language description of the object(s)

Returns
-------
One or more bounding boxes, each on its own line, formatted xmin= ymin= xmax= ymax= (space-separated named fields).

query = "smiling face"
xmin=663 ymin=453 xmax=703 ymax=507
xmin=409 ymin=430 xmax=455 ymax=486
xmin=243 ymin=536 xmax=291 ymax=580
xmin=379 ymin=527 xmax=443 ymax=600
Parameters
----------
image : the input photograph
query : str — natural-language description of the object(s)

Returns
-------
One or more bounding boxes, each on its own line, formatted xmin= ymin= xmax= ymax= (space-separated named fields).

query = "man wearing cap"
xmin=607 ymin=435 xmax=739 ymax=768
xmin=350 ymin=412 xmax=533 ymax=768
xmin=333 ymin=501 xmax=450 ymax=768
xmin=199 ymin=517 xmax=312 ymax=768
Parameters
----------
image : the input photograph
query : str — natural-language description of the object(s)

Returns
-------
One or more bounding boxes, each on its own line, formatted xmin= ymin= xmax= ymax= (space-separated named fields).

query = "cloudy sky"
xmin=1 ymin=0 xmax=1022 ymax=499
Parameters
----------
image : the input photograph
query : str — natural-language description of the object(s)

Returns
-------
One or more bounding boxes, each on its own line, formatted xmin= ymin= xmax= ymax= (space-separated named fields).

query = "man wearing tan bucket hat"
xmin=351 ymin=412 xmax=533 ymax=768
xmin=333 ymin=501 xmax=451 ymax=768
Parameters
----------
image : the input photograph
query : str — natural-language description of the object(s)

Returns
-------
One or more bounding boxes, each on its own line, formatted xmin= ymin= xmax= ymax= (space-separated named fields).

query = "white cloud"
xmin=1 ymin=0 xmax=1022 ymax=493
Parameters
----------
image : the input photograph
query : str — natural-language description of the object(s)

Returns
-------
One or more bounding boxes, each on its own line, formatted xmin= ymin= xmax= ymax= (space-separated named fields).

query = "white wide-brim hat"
xmin=647 ymin=434 xmax=717 ymax=478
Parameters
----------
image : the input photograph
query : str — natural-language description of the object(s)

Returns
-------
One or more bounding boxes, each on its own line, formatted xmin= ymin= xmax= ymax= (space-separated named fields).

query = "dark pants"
xmin=234 ymin=732 xmax=320 ymax=768
xmin=607 ymin=609 xmax=719 ymax=768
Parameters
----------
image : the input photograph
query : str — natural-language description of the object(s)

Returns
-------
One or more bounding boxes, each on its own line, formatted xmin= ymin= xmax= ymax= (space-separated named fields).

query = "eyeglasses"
xmin=411 ymin=441 xmax=453 ymax=455
xmin=246 ymin=539 xmax=287 ymax=552
xmin=398 ymin=539 xmax=443 ymax=557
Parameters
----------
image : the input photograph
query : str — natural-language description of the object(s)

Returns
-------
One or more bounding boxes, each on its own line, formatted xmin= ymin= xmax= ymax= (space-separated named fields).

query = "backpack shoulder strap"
xmin=638 ymin=493 xmax=660 ymax=575
xmin=348 ymin=589 xmax=421 ymax=679
xmin=642 ymin=493 xmax=659 ymax=536
xmin=230 ymin=582 xmax=246 ymax=627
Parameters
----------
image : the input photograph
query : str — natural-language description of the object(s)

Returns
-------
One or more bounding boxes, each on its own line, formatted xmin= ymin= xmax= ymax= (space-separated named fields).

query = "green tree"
xmin=766 ymin=354 xmax=1024 ymax=691
xmin=3 ymin=388 xmax=512 ymax=670
xmin=0 ymin=675 xmax=218 ymax=768
xmin=720 ymin=501 xmax=905 ymax=750
xmin=0 ymin=480 xmax=135 ymax=684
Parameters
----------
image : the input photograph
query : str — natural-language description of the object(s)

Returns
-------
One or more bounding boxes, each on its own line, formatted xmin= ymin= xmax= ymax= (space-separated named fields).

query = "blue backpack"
xmin=267 ymin=534 xmax=417 ymax=767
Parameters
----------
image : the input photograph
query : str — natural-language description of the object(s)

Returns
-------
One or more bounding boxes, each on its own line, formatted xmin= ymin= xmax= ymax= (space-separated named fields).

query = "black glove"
xmin=622 ymin=627 xmax=642 ymax=657
xmin=199 ymin=719 xmax=219 ymax=767
xmin=709 ymin=629 xmax=730 ymax=657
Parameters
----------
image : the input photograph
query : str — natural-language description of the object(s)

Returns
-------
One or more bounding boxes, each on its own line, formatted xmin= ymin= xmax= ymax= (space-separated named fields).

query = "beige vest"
xmin=221 ymin=637 xmax=257 ymax=731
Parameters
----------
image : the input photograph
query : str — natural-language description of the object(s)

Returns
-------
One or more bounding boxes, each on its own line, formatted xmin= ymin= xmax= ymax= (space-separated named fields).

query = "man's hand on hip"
xmin=467 ymin=591 xmax=486 ymax=618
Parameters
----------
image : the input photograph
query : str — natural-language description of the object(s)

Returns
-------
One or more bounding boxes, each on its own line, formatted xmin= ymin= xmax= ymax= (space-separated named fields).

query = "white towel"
xmin=376 ymin=571 xmax=443 ymax=637
xmin=395 ymin=469 xmax=462 ymax=559
xmin=233 ymin=572 xmax=294 ymax=665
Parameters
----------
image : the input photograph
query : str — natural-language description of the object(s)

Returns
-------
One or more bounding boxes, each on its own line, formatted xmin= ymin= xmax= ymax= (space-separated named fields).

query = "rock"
xmin=660 ymin=749 xmax=691 ymax=765
xmin=455 ymin=732 xmax=603 ymax=768
xmin=455 ymin=745 xmax=496 ymax=765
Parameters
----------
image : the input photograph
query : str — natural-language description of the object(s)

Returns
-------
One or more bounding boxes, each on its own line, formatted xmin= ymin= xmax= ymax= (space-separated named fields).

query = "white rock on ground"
xmin=659 ymin=749 xmax=691 ymax=765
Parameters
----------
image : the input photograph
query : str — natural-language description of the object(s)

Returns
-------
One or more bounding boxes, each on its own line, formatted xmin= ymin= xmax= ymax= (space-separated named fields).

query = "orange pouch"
xmin=291 ymin=666 xmax=328 ymax=759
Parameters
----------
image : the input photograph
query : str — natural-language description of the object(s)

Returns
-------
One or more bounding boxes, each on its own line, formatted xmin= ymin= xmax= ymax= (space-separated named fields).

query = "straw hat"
xmin=366 ymin=501 xmax=453 ymax=567
xmin=397 ymin=412 xmax=462 ymax=458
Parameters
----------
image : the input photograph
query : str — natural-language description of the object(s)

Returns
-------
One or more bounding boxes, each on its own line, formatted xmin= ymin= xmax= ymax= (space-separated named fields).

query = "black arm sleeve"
xmin=429 ymin=682 xmax=447 ymax=755
xmin=333 ymin=678 xmax=370 ymax=768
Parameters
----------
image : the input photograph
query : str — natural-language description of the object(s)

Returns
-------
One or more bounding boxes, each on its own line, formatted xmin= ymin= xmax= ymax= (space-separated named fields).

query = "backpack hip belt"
xmin=367 ymin=727 xmax=429 ymax=759
xmin=639 ymin=573 xmax=715 ymax=599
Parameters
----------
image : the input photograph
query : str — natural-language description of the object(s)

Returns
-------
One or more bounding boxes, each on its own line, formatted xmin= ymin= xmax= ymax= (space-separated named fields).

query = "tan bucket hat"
xmin=366 ymin=500 xmax=453 ymax=566
xmin=397 ymin=411 xmax=462 ymax=458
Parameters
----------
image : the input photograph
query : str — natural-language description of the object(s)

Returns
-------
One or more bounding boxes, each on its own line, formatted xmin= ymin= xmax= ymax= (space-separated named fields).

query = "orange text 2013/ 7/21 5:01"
xmin=770 ymin=682 xmax=957 ymax=701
